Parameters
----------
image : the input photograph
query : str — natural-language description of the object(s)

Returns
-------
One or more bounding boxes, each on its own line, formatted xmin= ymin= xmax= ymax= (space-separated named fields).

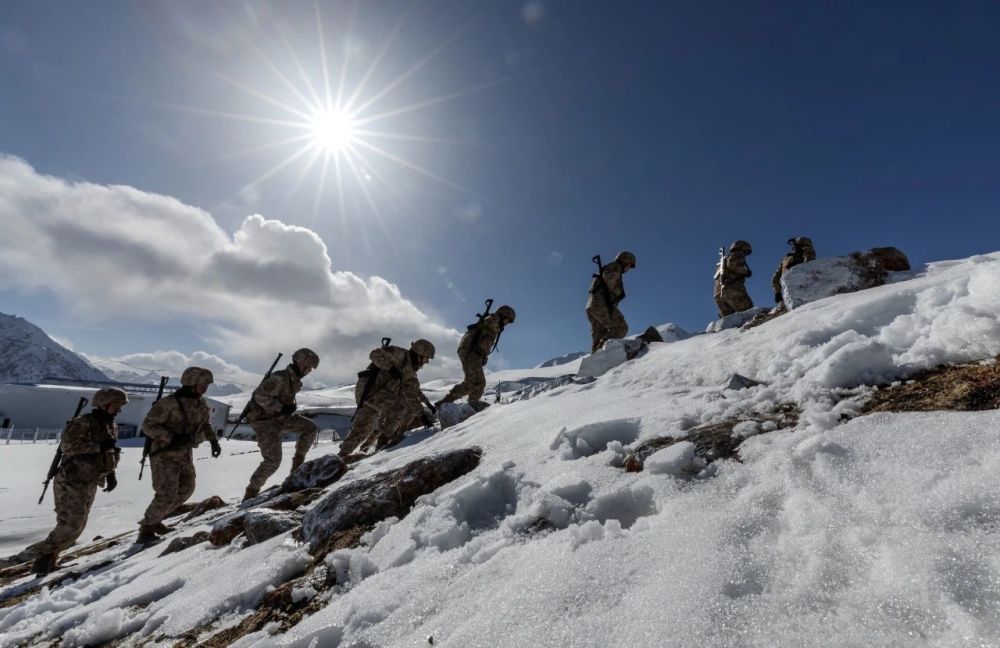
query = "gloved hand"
xmin=103 ymin=472 xmax=118 ymax=493
xmin=389 ymin=366 xmax=403 ymax=380
xmin=774 ymin=291 xmax=783 ymax=304
xmin=172 ymin=433 xmax=192 ymax=447
xmin=420 ymin=412 xmax=435 ymax=428
xmin=210 ymin=439 xmax=222 ymax=458
xmin=280 ymin=403 xmax=297 ymax=416
xmin=99 ymin=438 xmax=117 ymax=452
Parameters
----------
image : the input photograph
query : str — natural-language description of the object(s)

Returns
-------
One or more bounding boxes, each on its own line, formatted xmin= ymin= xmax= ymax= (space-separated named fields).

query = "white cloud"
xmin=0 ymin=155 xmax=460 ymax=382
xmin=548 ymin=250 xmax=563 ymax=267
xmin=82 ymin=350 xmax=260 ymax=388
xmin=454 ymin=201 xmax=483 ymax=224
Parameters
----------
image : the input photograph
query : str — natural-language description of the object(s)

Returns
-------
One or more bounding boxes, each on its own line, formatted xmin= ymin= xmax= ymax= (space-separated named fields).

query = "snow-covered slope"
xmin=0 ymin=312 xmax=107 ymax=384
xmin=3 ymin=253 xmax=1000 ymax=647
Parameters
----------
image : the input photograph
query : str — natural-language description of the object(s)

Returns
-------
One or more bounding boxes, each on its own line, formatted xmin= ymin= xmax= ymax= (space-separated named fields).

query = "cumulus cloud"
xmin=82 ymin=350 xmax=259 ymax=388
xmin=0 ymin=155 xmax=460 ymax=382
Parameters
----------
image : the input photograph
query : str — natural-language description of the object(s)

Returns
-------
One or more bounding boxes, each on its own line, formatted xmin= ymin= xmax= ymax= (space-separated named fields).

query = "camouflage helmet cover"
xmin=92 ymin=387 xmax=128 ymax=409
xmin=292 ymin=347 xmax=320 ymax=369
xmin=410 ymin=339 xmax=436 ymax=359
xmin=792 ymin=236 xmax=814 ymax=249
xmin=180 ymin=366 xmax=214 ymax=386
xmin=615 ymin=251 xmax=637 ymax=269
xmin=730 ymin=240 xmax=752 ymax=254
xmin=496 ymin=305 xmax=516 ymax=323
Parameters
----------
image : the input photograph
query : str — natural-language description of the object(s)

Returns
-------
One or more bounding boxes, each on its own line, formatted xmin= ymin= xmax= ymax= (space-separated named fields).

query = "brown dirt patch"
xmin=864 ymin=357 xmax=1000 ymax=413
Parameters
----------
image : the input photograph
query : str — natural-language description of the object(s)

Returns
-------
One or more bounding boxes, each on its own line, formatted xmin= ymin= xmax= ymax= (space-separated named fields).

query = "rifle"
xmin=38 ymin=396 xmax=89 ymax=504
xmin=138 ymin=376 xmax=170 ymax=481
xmin=226 ymin=353 xmax=283 ymax=440
xmin=714 ymin=246 xmax=725 ymax=281
xmin=352 ymin=338 xmax=392 ymax=421
xmin=591 ymin=255 xmax=616 ymax=311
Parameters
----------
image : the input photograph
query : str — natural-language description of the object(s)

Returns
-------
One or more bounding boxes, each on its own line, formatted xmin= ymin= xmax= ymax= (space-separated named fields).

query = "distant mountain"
xmin=0 ymin=312 xmax=108 ymax=384
xmin=535 ymin=351 xmax=587 ymax=368
xmin=90 ymin=358 xmax=244 ymax=397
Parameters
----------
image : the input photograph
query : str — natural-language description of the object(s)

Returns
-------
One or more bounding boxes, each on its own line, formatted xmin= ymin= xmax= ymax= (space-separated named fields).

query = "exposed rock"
xmin=536 ymin=351 xmax=587 ymax=368
xmin=622 ymin=406 xmax=800 ymax=472
xmin=637 ymin=326 xmax=664 ymax=344
xmin=280 ymin=454 xmax=348 ymax=493
xmin=179 ymin=496 xmax=227 ymax=521
xmin=438 ymin=402 xmax=477 ymax=429
xmin=258 ymin=488 xmax=325 ymax=512
xmin=781 ymin=247 xmax=911 ymax=309
xmin=244 ymin=510 xmax=303 ymax=545
xmin=864 ymin=356 xmax=1000 ymax=413
xmin=577 ymin=338 xmax=648 ymax=379
xmin=705 ymin=307 xmax=769 ymax=333
xmin=209 ymin=513 xmax=247 ymax=546
xmin=302 ymin=447 xmax=483 ymax=554
xmin=654 ymin=322 xmax=693 ymax=342
xmin=159 ymin=532 xmax=210 ymax=557
xmin=724 ymin=374 xmax=766 ymax=390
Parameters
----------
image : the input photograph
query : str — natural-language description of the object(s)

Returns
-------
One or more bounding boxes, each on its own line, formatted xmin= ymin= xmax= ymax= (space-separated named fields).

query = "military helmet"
xmin=792 ymin=236 xmax=814 ymax=249
xmin=496 ymin=305 xmax=516 ymax=323
xmin=615 ymin=251 xmax=637 ymax=269
xmin=92 ymin=387 xmax=128 ymax=409
xmin=730 ymin=240 xmax=752 ymax=254
xmin=410 ymin=339 xmax=436 ymax=360
xmin=180 ymin=366 xmax=214 ymax=386
xmin=292 ymin=347 xmax=320 ymax=369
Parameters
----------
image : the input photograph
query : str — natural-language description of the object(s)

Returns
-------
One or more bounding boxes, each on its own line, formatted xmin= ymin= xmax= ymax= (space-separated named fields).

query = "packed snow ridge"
xmin=3 ymin=252 xmax=1000 ymax=647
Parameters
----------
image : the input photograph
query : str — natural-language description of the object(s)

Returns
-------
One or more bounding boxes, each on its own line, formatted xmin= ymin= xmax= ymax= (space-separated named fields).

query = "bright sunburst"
xmin=164 ymin=4 xmax=526 ymax=224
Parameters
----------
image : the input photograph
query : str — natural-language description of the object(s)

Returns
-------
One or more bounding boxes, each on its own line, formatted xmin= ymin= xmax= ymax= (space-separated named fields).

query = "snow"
xmin=0 ymin=312 xmax=107 ymax=384
xmin=3 ymin=252 xmax=1000 ymax=647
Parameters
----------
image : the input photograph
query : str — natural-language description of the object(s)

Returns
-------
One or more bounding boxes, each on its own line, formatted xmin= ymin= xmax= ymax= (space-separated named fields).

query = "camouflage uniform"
xmin=139 ymin=389 xmax=218 ymax=527
xmin=586 ymin=260 xmax=629 ymax=353
xmin=21 ymin=410 xmax=119 ymax=558
xmin=714 ymin=251 xmax=753 ymax=316
xmin=440 ymin=313 xmax=504 ymax=405
xmin=244 ymin=365 xmax=318 ymax=491
xmin=771 ymin=238 xmax=816 ymax=303
xmin=340 ymin=345 xmax=426 ymax=455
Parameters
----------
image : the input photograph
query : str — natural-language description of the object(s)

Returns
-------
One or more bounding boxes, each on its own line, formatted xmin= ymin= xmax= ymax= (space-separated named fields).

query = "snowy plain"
xmin=2 ymin=252 xmax=1000 ymax=647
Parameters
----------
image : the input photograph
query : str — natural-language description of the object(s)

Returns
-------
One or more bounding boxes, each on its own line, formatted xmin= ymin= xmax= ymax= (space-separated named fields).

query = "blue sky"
xmin=2 ymin=0 xmax=999 ymax=381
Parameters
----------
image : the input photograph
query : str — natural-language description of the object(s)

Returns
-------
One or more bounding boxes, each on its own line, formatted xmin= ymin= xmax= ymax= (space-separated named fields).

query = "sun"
xmin=310 ymin=109 xmax=357 ymax=153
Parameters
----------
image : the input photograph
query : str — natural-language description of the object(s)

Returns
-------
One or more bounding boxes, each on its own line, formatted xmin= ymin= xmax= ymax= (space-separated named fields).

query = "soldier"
xmin=242 ymin=348 xmax=320 ymax=502
xmin=338 ymin=339 xmax=436 ymax=458
xmin=771 ymin=237 xmax=816 ymax=305
xmin=436 ymin=304 xmax=516 ymax=411
xmin=137 ymin=367 xmax=222 ymax=544
xmin=4 ymin=388 xmax=128 ymax=575
xmin=714 ymin=240 xmax=754 ymax=317
xmin=587 ymin=251 xmax=636 ymax=353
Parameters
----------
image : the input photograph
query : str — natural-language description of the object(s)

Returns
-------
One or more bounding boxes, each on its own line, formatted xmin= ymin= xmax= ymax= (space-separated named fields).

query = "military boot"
xmin=469 ymin=400 xmax=491 ymax=413
xmin=242 ymin=486 xmax=260 ymax=503
xmin=289 ymin=454 xmax=305 ymax=474
xmin=153 ymin=523 xmax=172 ymax=536
xmin=31 ymin=552 xmax=58 ymax=576
xmin=136 ymin=524 xmax=159 ymax=545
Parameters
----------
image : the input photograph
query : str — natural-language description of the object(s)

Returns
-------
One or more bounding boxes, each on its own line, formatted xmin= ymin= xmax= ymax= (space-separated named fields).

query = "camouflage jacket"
xmin=142 ymin=390 xmax=217 ymax=459
xmin=771 ymin=250 xmax=816 ymax=295
xmin=717 ymin=253 xmax=751 ymax=288
xmin=58 ymin=410 xmax=119 ymax=482
xmin=587 ymin=260 xmax=627 ymax=310
xmin=357 ymin=345 xmax=423 ymax=412
xmin=247 ymin=365 xmax=302 ymax=422
xmin=459 ymin=313 xmax=503 ymax=359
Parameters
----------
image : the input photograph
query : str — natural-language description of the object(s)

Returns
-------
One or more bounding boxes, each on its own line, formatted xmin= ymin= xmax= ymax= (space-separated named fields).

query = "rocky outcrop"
xmin=244 ymin=510 xmax=303 ymax=545
xmin=302 ymin=447 xmax=483 ymax=554
xmin=705 ymin=307 xmax=769 ymax=333
xmin=160 ymin=532 xmax=210 ymax=557
xmin=781 ymin=247 xmax=911 ymax=309
xmin=577 ymin=338 xmax=648 ymax=379
xmin=280 ymin=454 xmax=348 ymax=492
xmin=437 ymin=402 xmax=477 ymax=429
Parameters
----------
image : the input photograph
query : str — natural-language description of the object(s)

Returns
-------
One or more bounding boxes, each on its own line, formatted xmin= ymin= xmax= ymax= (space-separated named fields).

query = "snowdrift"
xmin=2 ymin=252 xmax=1000 ymax=647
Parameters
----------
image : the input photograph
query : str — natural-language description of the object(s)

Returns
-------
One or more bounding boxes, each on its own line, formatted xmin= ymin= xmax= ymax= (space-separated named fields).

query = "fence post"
xmin=4 ymin=427 xmax=9 ymax=445
xmin=33 ymin=428 xmax=39 ymax=443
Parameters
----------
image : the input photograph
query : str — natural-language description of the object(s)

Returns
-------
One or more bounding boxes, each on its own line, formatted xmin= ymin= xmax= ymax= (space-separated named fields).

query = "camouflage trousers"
xmin=247 ymin=414 xmax=318 ymax=490
xmin=340 ymin=389 xmax=421 ymax=456
xmin=441 ymin=350 xmax=486 ymax=404
xmin=22 ymin=474 xmax=99 ymax=557
xmin=714 ymin=283 xmax=754 ymax=317
xmin=586 ymin=302 xmax=628 ymax=353
xmin=140 ymin=451 xmax=196 ymax=527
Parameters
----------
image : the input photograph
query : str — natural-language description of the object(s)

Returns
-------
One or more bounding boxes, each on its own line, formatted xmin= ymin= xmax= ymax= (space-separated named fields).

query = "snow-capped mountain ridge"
xmin=0 ymin=312 xmax=108 ymax=384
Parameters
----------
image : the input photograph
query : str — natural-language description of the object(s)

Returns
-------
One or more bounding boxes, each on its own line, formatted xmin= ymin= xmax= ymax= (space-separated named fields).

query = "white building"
xmin=0 ymin=381 xmax=231 ymax=443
